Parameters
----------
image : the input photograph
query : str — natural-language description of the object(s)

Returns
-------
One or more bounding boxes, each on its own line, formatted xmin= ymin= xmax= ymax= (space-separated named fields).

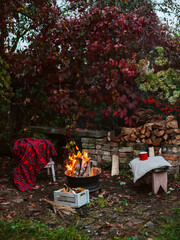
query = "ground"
xmin=0 ymin=156 xmax=179 ymax=239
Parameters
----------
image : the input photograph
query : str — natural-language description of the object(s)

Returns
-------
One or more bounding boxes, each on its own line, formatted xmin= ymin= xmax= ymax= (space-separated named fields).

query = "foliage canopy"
xmin=0 ymin=0 xmax=179 ymax=135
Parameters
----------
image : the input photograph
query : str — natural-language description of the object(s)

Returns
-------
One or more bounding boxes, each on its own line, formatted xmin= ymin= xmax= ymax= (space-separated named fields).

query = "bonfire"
xmin=65 ymin=146 xmax=98 ymax=177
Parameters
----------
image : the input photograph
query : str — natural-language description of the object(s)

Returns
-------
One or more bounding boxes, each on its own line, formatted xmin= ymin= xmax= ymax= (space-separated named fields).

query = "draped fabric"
xmin=12 ymin=138 xmax=57 ymax=191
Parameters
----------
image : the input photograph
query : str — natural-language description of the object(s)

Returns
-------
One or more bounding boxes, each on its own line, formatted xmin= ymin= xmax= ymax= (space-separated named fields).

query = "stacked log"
xmin=119 ymin=116 xmax=180 ymax=146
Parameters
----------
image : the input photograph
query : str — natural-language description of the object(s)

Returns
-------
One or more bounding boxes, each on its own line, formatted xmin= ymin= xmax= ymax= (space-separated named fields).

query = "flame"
xmin=66 ymin=146 xmax=91 ymax=176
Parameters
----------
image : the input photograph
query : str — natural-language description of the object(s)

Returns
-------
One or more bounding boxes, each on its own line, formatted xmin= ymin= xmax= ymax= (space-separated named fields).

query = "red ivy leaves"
xmin=144 ymin=96 xmax=180 ymax=117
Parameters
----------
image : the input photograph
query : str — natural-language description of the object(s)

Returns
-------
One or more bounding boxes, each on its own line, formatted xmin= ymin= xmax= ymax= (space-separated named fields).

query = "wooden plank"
xmin=111 ymin=155 xmax=119 ymax=176
xmin=148 ymin=147 xmax=155 ymax=157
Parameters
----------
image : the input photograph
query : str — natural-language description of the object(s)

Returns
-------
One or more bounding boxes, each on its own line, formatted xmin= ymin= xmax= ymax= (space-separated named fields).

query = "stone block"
xmin=162 ymin=144 xmax=180 ymax=153
xmin=102 ymin=155 xmax=112 ymax=162
xmin=161 ymin=154 xmax=179 ymax=161
xmin=134 ymin=150 xmax=140 ymax=157
xmin=111 ymin=152 xmax=127 ymax=158
xmin=119 ymin=141 xmax=128 ymax=147
xmin=119 ymin=147 xmax=134 ymax=153
xmin=86 ymin=149 xmax=96 ymax=155
xmin=96 ymin=145 xmax=102 ymax=150
xmin=128 ymin=142 xmax=148 ymax=151
xmin=110 ymin=141 xmax=119 ymax=147
xmin=119 ymin=152 xmax=127 ymax=158
xmin=96 ymin=138 xmax=107 ymax=144
xmin=96 ymin=150 xmax=103 ymax=155
xmin=97 ymin=155 xmax=102 ymax=164
xmin=172 ymin=146 xmax=180 ymax=153
xmin=102 ymin=151 xmax=110 ymax=156
xmin=82 ymin=143 xmax=95 ymax=149
xmin=119 ymin=158 xmax=129 ymax=164
xmin=81 ymin=138 xmax=96 ymax=143
xmin=110 ymin=147 xmax=119 ymax=152
xmin=75 ymin=129 xmax=108 ymax=138
xmin=102 ymin=144 xmax=111 ymax=151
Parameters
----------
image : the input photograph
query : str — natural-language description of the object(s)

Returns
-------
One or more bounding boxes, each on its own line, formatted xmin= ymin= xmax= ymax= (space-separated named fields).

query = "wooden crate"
xmin=54 ymin=189 xmax=89 ymax=208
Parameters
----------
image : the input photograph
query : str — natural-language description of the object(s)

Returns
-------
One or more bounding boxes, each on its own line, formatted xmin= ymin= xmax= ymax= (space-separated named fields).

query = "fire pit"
xmin=65 ymin=146 xmax=101 ymax=192
xmin=65 ymin=167 xmax=101 ymax=192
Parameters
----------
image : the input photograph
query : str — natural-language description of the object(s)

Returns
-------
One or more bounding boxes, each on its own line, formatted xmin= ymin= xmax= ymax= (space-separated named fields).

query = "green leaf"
xmin=120 ymin=181 xmax=126 ymax=185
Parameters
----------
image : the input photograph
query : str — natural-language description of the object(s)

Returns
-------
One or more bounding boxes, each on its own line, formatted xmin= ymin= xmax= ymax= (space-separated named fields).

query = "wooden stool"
xmin=152 ymin=167 xmax=168 ymax=194
xmin=44 ymin=158 xmax=56 ymax=182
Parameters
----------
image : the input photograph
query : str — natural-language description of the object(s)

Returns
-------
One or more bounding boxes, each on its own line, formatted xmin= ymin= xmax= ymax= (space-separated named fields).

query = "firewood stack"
xmin=118 ymin=116 xmax=180 ymax=147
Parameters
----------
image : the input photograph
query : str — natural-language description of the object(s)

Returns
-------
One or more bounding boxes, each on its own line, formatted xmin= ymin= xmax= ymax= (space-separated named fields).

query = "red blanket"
xmin=12 ymin=138 xmax=57 ymax=191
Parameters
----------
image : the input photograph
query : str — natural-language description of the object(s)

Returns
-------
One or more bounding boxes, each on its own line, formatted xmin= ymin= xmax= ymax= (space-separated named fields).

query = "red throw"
xmin=12 ymin=138 xmax=57 ymax=191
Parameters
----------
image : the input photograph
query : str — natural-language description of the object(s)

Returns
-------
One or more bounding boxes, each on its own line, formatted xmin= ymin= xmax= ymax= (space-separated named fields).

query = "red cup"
xmin=139 ymin=152 xmax=148 ymax=161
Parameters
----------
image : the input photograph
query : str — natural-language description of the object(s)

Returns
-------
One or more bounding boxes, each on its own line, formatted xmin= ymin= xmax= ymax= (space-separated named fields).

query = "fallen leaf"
xmin=104 ymin=222 xmax=112 ymax=229
xmin=98 ymin=193 xmax=104 ymax=198
xmin=100 ymin=232 xmax=108 ymax=235
xmin=4 ymin=214 xmax=12 ymax=219
xmin=1 ymin=202 xmax=10 ymax=205
xmin=33 ymin=212 xmax=40 ymax=216
xmin=116 ymin=223 xmax=123 ymax=228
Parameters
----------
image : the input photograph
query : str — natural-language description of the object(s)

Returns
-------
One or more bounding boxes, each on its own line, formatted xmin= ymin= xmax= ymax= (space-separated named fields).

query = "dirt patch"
xmin=0 ymin=156 xmax=179 ymax=239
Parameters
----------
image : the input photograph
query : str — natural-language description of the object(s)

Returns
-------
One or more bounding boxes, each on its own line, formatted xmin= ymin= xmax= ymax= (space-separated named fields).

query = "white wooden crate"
xmin=54 ymin=189 xmax=89 ymax=208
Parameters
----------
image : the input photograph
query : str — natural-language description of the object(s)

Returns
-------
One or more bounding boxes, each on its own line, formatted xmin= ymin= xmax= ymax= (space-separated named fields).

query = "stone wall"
xmin=27 ymin=126 xmax=180 ymax=175
xmin=81 ymin=131 xmax=148 ymax=169
xmin=161 ymin=145 xmax=180 ymax=175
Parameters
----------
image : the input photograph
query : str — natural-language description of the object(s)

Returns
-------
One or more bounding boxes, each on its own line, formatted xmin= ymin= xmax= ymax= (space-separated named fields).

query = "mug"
xmin=139 ymin=152 xmax=148 ymax=161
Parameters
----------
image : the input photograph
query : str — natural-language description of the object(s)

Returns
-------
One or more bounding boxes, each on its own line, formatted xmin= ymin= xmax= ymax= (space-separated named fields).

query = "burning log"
xmin=83 ymin=161 xmax=92 ymax=177
xmin=75 ymin=158 xmax=82 ymax=177
xmin=79 ymin=160 xmax=88 ymax=176
xmin=66 ymin=146 xmax=97 ymax=178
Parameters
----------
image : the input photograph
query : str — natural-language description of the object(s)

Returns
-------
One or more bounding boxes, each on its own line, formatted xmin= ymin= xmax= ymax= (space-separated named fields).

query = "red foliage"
xmin=144 ymin=96 xmax=180 ymax=118
xmin=1 ymin=1 xmax=179 ymax=129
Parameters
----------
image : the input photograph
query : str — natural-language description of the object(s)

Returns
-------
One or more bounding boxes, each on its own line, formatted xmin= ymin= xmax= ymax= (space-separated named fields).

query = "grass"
xmin=1 ymin=208 xmax=179 ymax=240
xmin=87 ymin=197 xmax=107 ymax=208
xmin=0 ymin=217 xmax=89 ymax=240
xmin=156 ymin=208 xmax=180 ymax=240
